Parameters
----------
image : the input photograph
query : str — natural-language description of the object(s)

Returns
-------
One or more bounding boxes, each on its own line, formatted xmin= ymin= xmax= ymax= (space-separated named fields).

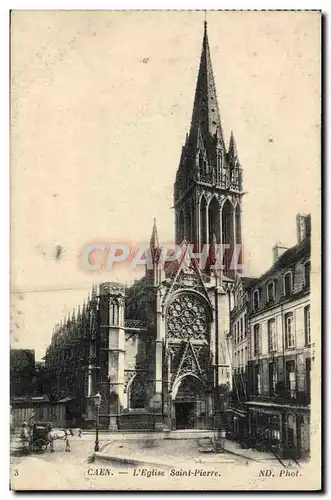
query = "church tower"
xmin=174 ymin=22 xmax=243 ymax=275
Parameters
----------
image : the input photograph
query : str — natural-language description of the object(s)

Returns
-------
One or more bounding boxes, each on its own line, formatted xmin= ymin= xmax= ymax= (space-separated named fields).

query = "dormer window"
xmin=284 ymin=272 xmax=293 ymax=297
xmin=253 ymin=289 xmax=260 ymax=311
xmin=304 ymin=261 xmax=311 ymax=289
xmin=267 ymin=281 xmax=276 ymax=303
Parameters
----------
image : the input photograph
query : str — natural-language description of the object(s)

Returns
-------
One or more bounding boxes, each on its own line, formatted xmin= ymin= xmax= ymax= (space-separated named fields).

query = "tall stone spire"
xmin=189 ymin=21 xmax=225 ymax=149
xmin=174 ymin=22 xmax=243 ymax=258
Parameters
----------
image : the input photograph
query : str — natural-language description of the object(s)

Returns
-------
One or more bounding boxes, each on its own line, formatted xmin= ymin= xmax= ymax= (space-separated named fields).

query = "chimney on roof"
xmin=272 ymin=241 xmax=289 ymax=263
xmin=296 ymin=213 xmax=311 ymax=244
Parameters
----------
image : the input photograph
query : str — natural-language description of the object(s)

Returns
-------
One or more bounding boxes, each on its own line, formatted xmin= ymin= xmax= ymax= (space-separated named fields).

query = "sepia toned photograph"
xmin=10 ymin=10 xmax=321 ymax=491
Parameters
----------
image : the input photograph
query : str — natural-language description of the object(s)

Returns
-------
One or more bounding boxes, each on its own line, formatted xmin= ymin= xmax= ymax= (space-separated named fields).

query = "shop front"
xmin=246 ymin=401 xmax=310 ymax=460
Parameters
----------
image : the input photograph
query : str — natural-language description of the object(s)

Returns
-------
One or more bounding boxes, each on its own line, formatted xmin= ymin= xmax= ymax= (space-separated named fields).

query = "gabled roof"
xmin=241 ymin=276 xmax=259 ymax=289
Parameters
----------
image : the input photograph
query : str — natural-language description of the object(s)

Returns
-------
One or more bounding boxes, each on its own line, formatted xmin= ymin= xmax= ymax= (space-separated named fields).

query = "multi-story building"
xmin=229 ymin=214 xmax=312 ymax=459
xmin=230 ymin=277 xmax=257 ymax=402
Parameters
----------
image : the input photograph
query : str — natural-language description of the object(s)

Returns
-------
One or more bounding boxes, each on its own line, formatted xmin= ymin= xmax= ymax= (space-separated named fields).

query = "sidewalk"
xmin=93 ymin=436 xmax=279 ymax=468
xmin=222 ymin=439 xmax=278 ymax=462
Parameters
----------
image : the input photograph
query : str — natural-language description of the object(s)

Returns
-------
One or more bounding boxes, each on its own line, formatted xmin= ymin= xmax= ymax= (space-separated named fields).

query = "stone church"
xmin=45 ymin=22 xmax=244 ymax=432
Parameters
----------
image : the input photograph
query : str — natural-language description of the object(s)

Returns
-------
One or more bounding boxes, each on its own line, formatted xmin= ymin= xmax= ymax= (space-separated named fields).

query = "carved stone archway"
xmin=171 ymin=374 xmax=208 ymax=430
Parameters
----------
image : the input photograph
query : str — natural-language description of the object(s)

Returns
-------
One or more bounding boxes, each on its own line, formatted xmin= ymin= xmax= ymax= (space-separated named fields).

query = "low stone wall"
xmin=117 ymin=412 xmax=155 ymax=431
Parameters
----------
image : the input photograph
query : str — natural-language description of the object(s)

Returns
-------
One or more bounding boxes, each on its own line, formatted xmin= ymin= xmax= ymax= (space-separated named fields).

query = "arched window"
xmin=253 ymin=290 xmax=260 ymax=311
xmin=199 ymin=154 xmax=207 ymax=177
xmin=304 ymin=261 xmax=311 ymax=289
xmin=217 ymin=151 xmax=223 ymax=178
xmin=129 ymin=376 xmax=146 ymax=409
xmin=200 ymin=196 xmax=207 ymax=247
xmin=208 ymin=197 xmax=221 ymax=243
xmin=222 ymin=199 xmax=234 ymax=272
xmin=110 ymin=299 xmax=119 ymax=325
xmin=284 ymin=272 xmax=293 ymax=297
xmin=235 ymin=204 xmax=242 ymax=245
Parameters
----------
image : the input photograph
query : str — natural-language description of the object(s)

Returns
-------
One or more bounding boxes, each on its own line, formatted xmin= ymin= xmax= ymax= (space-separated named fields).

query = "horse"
xmin=47 ymin=428 xmax=74 ymax=452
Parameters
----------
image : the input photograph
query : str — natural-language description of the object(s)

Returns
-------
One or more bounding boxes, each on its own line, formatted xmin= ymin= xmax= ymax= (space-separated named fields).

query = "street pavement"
xmin=10 ymin=433 xmax=290 ymax=491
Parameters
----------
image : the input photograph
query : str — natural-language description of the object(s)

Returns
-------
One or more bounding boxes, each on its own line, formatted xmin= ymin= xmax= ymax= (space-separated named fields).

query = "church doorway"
xmin=175 ymin=402 xmax=195 ymax=430
xmin=172 ymin=375 xmax=208 ymax=430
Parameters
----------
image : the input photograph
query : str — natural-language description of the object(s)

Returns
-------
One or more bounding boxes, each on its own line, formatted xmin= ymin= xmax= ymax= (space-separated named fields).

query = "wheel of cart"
xmin=31 ymin=438 xmax=48 ymax=454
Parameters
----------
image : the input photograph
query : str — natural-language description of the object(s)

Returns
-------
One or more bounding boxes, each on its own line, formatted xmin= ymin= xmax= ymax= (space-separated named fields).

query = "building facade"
xmin=228 ymin=214 xmax=312 ymax=459
xmin=45 ymin=22 xmax=245 ymax=432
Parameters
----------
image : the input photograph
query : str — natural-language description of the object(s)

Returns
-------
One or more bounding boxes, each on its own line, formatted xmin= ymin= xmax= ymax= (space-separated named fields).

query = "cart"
xmin=29 ymin=422 xmax=50 ymax=454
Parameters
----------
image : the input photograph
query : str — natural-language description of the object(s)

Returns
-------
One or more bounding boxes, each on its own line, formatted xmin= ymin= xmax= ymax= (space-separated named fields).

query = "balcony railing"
xmin=249 ymin=392 xmax=311 ymax=406
xmin=198 ymin=173 xmax=242 ymax=191
xmin=124 ymin=319 xmax=148 ymax=331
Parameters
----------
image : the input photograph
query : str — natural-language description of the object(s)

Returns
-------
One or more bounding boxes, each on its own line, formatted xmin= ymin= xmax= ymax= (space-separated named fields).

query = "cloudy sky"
xmin=11 ymin=11 xmax=320 ymax=358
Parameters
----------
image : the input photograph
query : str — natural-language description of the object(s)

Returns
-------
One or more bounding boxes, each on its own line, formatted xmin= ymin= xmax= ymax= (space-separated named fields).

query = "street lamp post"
xmin=93 ymin=392 xmax=102 ymax=453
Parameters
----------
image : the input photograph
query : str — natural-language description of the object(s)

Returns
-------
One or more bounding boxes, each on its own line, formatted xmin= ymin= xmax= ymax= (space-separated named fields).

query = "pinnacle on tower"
xmin=150 ymin=218 xmax=160 ymax=249
xmin=91 ymin=284 xmax=98 ymax=299
xmin=228 ymin=131 xmax=239 ymax=164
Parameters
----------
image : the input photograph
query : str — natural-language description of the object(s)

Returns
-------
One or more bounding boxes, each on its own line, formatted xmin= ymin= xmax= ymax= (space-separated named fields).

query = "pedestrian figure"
xmin=20 ymin=422 xmax=30 ymax=454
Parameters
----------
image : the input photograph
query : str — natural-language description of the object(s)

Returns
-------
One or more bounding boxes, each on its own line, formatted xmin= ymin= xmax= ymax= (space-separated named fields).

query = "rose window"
xmin=167 ymin=295 xmax=208 ymax=341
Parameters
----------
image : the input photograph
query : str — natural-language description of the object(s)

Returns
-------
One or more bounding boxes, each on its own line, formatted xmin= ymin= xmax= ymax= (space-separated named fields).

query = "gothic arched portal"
xmin=172 ymin=375 xmax=208 ymax=430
